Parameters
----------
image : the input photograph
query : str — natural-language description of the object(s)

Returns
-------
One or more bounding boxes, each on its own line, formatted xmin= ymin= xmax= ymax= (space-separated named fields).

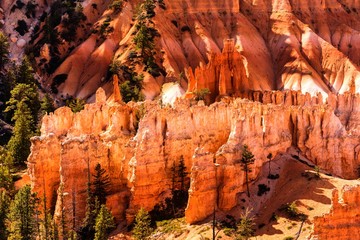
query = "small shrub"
xmin=270 ymin=212 xmax=278 ymax=222
xmin=109 ymin=0 xmax=124 ymax=13
xmin=193 ymin=88 xmax=210 ymax=101
xmin=257 ymin=184 xmax=270 ymax=196
xmin=223 ymin=227 xmax=234 ymax=237
xmin=258 ymin=223 xmax=265 ymax=229
xmin=284 ymin=237 xmax=294 ymax=240
xmin=268 ymin=173 xmax=279 ymax=179
xmin=281 ymin=202 xmax=308 ymax=221
xmin=156 ymin=218 xmax=183 ymax=235
xmin=314 ymin=165 xmax=320 ymax=178
xmin=236 ymin=208 xmax=255 ymax=239
xmin=66 ymin=98 xmax=85 ymax=113
xmin=15 ymin=20 xmax=28 ymax=36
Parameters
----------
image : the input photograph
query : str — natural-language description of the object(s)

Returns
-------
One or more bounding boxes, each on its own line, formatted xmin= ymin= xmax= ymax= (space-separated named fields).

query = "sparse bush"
xmin=314 ymin=165 xmax=320 ymax=178
xmin=283 ymin=237 xmax=294 ymax=240
xmin=109 ymin=0 xmax=124 ymax=13
xmin=66 ymin=98 xmax=85 ymax=113
xmin=15 ymin=20 xmax=28 ymax=36
xmin=281 ymin=202 xmax=308 ymax=221
xmin=257 ymin=184 xmax=270 ymax=196
xmin=270 ymin=212 xmax=279 ymax=222
xmin=267 ymin=173 xmax=279 ymax=179
xmin=236 ymin=208 xmax=255 ymax=239
xmin=193 ymin=88 xmax=210 ymax=101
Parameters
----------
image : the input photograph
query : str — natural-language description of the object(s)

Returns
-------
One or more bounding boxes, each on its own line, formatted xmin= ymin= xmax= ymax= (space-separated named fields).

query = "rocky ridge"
xmin=28 ymin=88 xmax=360 ymax=229
xmin=1 ymin=0 xmax=360 ymax=101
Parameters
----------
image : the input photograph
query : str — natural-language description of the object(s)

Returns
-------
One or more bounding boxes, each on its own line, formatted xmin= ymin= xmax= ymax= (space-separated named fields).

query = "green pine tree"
xmin=5 ymin=83 xmax=40 ymax=128
xmin=240 ymin=145 xmax=255 ymax=198
xmin=177 ymin=155 xmax=187 ymax=192
xmin=80 ymin=163 xmax=110 ymax=239
xmin=41 ymin=93 xmax=55 ymax=115
xmin=14 ymin=57 xmax=36 ymax=86
xmin=67 ymin=229 xmax=77 ymax=240
xmin=94 ymin=205 xmax=115 ymax=240
xmin=6 ymin=185 xmax=39 ymax=240
xmin=0 ymin=31 xmax=9 ymax=67
xmin=92 ymin=163 xmax=111 ymax=205
xmin=132 ymin=208 xmax=153 ymax=240
xmin=236 ymin=208 xmax=255 ymax=240
xmin=6 ymin=101 xmax=34 ymax=165
xmin=49 ymin=218 xmax=59 ymax=240
xmin=66 ymin=98 xmax=85 ymax=113
xmin=0 ymin=164 xmax=12 ymax=190
xmin=0 ymin=189 xmax=10 ymax=240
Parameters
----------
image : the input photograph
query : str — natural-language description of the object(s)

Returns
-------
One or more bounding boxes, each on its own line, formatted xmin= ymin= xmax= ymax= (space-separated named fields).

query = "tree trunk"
xmin=245 ymin=164 xmax=250 ymax=197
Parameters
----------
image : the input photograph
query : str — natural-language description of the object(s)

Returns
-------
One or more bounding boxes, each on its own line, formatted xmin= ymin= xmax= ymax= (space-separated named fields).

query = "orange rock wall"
xmin=28 ymin=90 xmax=360 ymax=227
xmin=313 ymin=185 xmax=360 ymax=239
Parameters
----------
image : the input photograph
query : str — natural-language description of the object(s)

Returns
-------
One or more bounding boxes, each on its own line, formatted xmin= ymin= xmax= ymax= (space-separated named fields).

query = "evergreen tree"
xmin=0 ymin=64 xmax=15 ymax=121
xmin=92 ymin=163 xmax=110 ymax=205
xmin=132 ymin=208 xmax=153 ymax=240
xmin=14 ymin=57 xmax=36 ymax=86
xmin=5 ymin=83 xmax=40 ymax=128
xmin=0 ymin=31 xmax=9 ymax=68
xmin=94 ymin=205 xmax=115 ymax=240
xmin=41 ymin=93 xmax=55 ymax=115
xmin=236 ymin=208 xmax=255 ymax=240
xmin=0 ymin=165 xmax=12 ymax=190
xmin=240 ymin=145 xmax=255 ymax=198
xmin=49 ymin=218 xmax=59 ymax=240
xmin=67 ymin=230 xmax=77 ymax=240
xmin=66 ymin=98 xmax=85 ymax=113
xmin=6 ymin=185 xmax=39 ymax=240
xmin=178 ymin=155 xmax=187 ymax=192
xmin=80 ymin=163 xmax=110 ymax=239
xmin=6 ymin=101 xmax=34 ymax=165
xmin=80 ymin=160 xmax=96 ymax=239
xmin=133 ymin=22 xmax=155 ymax=57
xmin=0 ymin=189 xmax=10 ymax=240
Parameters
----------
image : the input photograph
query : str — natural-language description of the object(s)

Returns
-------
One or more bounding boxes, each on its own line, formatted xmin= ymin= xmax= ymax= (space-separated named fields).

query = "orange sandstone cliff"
xmin=313 ymin=185 xmax=360 ymax=239
xmin=28 ymin=89 xmax=360 ymax=229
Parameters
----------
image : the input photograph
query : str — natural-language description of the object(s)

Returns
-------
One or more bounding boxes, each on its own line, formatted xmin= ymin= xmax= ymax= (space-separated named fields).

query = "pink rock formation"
xmin=28 ymin=91 xmax=360 ymax=228
xmin=313 ymin=185 xmax=360 ymax=239
xmin=184 ymin=39 xmax=270 ymax=103
xmin=3 ymin=0 xmax=360 ymax=101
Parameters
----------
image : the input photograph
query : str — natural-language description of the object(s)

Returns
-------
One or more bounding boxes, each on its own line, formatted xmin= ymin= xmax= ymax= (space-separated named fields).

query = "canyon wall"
xmin=3 ymin=0 xmax=360 ymax=102
xmin=28 ymin=89 xmax=360 ymax=228
xmin=313 ymin=185 xmax=360 ymax=239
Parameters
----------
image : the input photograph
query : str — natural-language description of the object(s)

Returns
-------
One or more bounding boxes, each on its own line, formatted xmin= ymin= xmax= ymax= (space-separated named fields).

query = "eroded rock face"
xmin=28 ymin=89 xmax=360 ymax=228
xmin=3 ymin=0 xmax=360 ymax=101
xmin=313 ymin=185 xmax=360 ymax=239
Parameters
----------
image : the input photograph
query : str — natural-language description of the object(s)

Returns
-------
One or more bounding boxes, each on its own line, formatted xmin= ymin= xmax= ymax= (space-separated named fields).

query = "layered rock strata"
xmin=28 ymin=89 xmax=360 ymax=228
xmin=313 ymin=185 xmax=360 ymax=239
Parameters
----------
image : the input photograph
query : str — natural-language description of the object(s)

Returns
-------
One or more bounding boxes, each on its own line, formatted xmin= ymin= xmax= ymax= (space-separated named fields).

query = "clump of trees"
xmin=80 ymin=163 xmax=114 ymax=240
xmin=109 ymin=0 xmax=166 ymax=103
xmin=150 ymin=155 xmax=189 ymax=221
